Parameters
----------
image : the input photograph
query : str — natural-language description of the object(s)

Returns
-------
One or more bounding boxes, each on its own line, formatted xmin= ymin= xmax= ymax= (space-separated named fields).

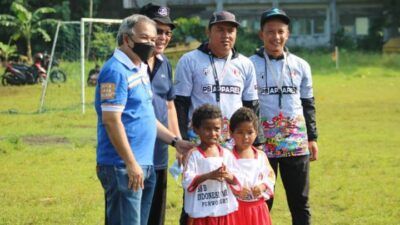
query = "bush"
xmin=90 ymin=25 xmax=117 ymax=60
xmin=333 ymin=28 xmax=357 ymax=51
xmin=172 ymin=17 xmax=206 ymax=44
xmin=235 ymin=29 xmax=261 ymax=56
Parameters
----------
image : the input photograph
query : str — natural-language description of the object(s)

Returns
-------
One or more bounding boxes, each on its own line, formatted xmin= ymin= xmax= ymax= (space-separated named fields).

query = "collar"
xmin=267 ymin=53 xmax=284 ymax=60
xmin=147 ymin=54 xmax=165 ymax=80
xmin=197 ymin=42 xmax=239 ymax=59
xmin=255 ymin=46 xmax=289 ymax=60
xmin=113 ymin=48 xmax=139 ymax=71
xmin=155 ymin=54 xmax=164 ymax=62
xmin=197 ymin=145 xmax=224 ymax=158
xmin=232 ymin=146 xmax=258 ymax=159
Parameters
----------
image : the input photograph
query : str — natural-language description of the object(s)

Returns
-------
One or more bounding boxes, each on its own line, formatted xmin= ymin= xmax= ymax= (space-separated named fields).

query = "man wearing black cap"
xmin=174 ymin=10 xmax=260 ymax=225
xmin=250 ymin=8 xmax=319 ymax=225
xmin=174 ymin=10 xmax=259 ymax=147
xmin=139 ymin=3 xmax=181 ymax=225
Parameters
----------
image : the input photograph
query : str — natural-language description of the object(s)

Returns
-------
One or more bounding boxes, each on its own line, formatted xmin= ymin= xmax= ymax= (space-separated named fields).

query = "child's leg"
xmin=187 ymin=216 xmax=194 ymax=225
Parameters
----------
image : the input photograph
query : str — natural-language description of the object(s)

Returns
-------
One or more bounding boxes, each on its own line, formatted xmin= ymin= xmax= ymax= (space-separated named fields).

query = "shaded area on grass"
xmin=22 ymin=135 xmax=70 ymax=145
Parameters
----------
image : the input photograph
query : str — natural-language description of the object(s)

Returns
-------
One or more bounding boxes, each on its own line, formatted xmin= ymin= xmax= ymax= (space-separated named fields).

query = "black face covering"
xmin=131 ymin=42 xmax=155 ymax=62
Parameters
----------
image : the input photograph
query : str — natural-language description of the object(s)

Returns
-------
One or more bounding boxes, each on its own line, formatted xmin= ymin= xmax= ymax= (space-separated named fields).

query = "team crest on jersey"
xmin=232 ymin=69 xmax=239 ymax=76
xmin=100 ymin=83 xmax=116 ymax=100
xmin=203 ymin=67 xmax=210 ymax=76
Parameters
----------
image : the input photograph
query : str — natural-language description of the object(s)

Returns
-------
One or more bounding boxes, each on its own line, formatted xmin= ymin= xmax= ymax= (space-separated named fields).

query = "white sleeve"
xmin=299 ymin=60 xmax=314 ymax=99
xmin=242 ymin=57 xmax=259 ymax=101
xmin=174 ymin=54 xmax=193 ymax=97
xmin=259 ymin=151 xmax=275 ymax=199
xmin=182 ymin=150 xmax=198 ymax=191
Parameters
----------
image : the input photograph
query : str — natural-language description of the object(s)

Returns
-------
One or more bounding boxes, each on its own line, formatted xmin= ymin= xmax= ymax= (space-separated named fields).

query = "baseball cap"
xmin=209 ymin=11 xmax=240 ymax=28
xmin=139 ymin=3 xmax=175 ymax=29
xmin=260 ymin=8 xmax=290 ymax=27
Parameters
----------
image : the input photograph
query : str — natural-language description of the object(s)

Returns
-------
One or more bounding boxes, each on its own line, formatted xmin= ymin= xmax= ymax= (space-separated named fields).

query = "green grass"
xmin=0 ymin=52 xmax=400 ymax=224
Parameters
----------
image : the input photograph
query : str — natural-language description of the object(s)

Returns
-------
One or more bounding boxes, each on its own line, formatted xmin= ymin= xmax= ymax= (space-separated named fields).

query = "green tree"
xmin=90 ymin=25 xmax=117 ymax=60
xmin=0 ymin=2 xmax=56 ymax=62
xmin=0 ymin=41 xmax=17 ymax=62
xmin=173 ymin=17 xmax=207 ymax=44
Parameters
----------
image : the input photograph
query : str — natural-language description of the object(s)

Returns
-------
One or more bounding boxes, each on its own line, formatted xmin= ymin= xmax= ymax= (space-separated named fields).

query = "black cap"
xmin=260 ymin=8 xmax=290 ymax=27
xmin=139 ymin=3 xmax=175 ymax=29
xmin=209 ymin=11 xmax=240 ymax=28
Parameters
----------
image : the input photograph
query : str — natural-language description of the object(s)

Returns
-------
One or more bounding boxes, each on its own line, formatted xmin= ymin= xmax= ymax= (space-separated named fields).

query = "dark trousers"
xmin=179 ymin=193 xmax=187 ymax=225
xmin=267 ymin=155 xmax=311 ymax=225
xmin=148 ymin=169 xmax=168 ymax=225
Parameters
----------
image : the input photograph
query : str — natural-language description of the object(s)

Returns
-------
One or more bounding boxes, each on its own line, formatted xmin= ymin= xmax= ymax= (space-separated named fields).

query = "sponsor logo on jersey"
xmin=259 ymin=86 xmax=297 ymax=95
xmin=259 ymin=72 xmax=265 ymax=79
xmin=202 ymin=85 xmax=241 ymax=94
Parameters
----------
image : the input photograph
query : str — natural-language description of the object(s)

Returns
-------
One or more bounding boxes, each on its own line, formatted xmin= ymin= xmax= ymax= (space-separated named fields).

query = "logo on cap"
xmin=158 ymin=7 xmax=168 ymax=17
xmin=268 ymin=8 xmax=281 ymax=16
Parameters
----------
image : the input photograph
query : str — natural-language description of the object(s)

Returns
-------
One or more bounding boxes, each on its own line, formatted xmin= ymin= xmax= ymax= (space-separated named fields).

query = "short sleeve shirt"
xmin=150 ymin=54 xmax=175 ymax=169
xmin=95 ymin=49 xmax=157 ymax=166
xmin=182 ymin=147 xmax=240 ymax=218
xmin=233 ymin=148 xmax=275 ymax=201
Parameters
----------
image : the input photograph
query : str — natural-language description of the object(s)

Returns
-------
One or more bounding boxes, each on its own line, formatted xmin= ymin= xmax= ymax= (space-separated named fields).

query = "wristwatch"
xmin=170 ymin=137 xmax=180 ymax=147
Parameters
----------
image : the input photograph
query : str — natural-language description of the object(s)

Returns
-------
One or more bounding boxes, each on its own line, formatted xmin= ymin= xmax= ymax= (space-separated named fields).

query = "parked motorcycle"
xmin=1 ymin=52 xmax=67 ymax=86
xmin=1 ymin=62 xmax=43 ymax=86
xmin=42 ymin=53 xmax=67 ymax=83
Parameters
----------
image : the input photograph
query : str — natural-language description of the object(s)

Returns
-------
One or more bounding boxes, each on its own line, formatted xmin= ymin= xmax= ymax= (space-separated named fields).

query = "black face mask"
xmin=131 ymin=41 xmax=155 ymax=62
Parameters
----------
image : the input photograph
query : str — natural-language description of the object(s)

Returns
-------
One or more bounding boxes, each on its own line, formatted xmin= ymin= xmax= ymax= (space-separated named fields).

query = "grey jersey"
xmin=175 ymin=48 xmax=258 ymax=121
xmin=249 ymin=51 xmax=313 ymax=120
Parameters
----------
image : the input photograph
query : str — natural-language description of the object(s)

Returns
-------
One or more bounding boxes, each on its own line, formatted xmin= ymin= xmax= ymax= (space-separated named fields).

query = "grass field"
xmin=0 ymin=52 xmax=399 ymax=224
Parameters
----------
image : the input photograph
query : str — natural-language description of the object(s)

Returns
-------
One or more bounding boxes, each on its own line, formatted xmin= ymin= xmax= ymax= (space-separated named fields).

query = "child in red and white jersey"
xmin=230 ymin=107 xmax=275 ymax=225
xmin=182 ymin=104 xmax=241 ymax=225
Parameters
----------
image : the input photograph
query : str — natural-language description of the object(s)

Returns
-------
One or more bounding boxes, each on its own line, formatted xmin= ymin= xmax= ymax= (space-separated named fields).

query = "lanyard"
xmin=263 ymin=52 xmax=294 ymax=109
xmin=208 ymin=51 xmax=232 ymax=103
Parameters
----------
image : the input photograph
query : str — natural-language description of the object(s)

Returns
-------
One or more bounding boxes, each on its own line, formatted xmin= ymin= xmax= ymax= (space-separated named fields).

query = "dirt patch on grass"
xmin=23 ymin=136 xmax=70 ymax=145
xmin=73 ymin=124 xmax=96 ymax=129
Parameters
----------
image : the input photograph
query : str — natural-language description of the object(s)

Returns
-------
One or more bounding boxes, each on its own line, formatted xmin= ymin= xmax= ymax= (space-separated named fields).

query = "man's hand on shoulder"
xmin=174 ymin=139 xmax=195 ymax=155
